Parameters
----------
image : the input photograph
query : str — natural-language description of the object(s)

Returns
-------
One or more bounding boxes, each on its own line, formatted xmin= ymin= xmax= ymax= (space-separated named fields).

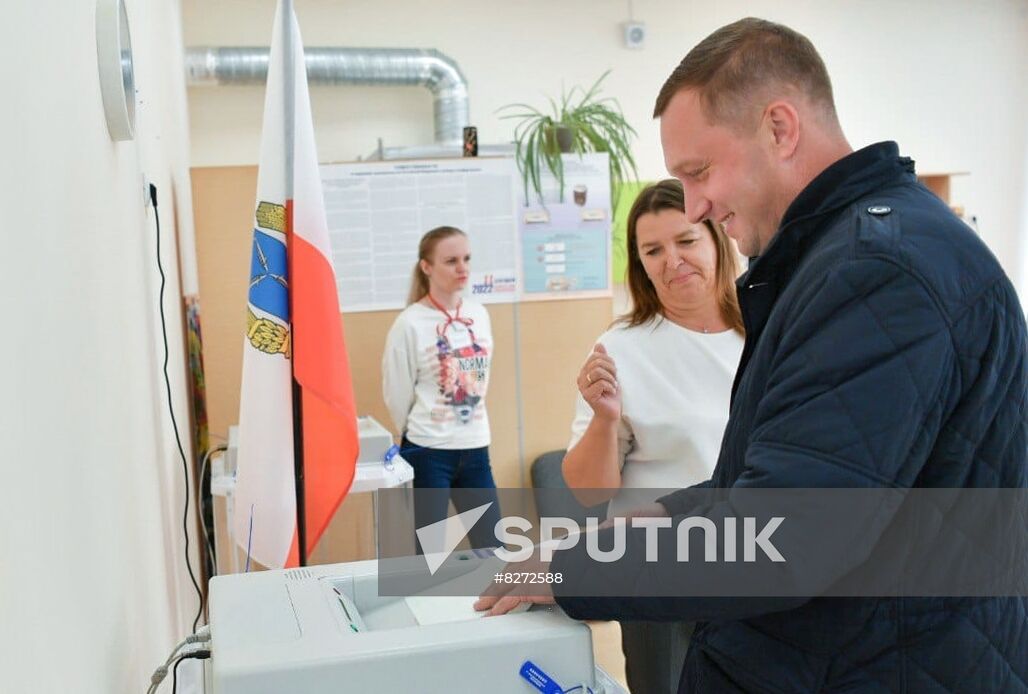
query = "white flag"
xmin=234 ymin=0 xmax=358 ymax=570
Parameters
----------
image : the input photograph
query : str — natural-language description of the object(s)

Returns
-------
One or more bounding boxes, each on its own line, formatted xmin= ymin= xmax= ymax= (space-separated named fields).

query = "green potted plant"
xmin=499 ymin=71 xmax=638 ymax=208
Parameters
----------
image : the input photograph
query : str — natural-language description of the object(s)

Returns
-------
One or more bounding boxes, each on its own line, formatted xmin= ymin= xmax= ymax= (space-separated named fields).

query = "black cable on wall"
xmin=150 ymin=183 xmax=204 ymax=632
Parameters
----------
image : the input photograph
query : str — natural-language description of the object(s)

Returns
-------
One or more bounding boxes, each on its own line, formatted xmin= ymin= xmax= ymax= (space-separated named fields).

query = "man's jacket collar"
xmin=742 ymin=141 xmax=916 ymax=286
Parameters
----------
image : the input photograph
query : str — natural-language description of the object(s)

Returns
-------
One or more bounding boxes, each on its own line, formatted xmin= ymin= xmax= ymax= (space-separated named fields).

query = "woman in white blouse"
xmin=382 ymin=226 xmax=500 ymax=552
xmin=562 ymin=179 xmax=744 ymax=694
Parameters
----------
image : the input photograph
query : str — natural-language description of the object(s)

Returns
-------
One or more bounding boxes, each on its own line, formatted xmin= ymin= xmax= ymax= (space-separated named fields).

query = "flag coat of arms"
xmin=234 ymin=0 xmax=359 ymax=569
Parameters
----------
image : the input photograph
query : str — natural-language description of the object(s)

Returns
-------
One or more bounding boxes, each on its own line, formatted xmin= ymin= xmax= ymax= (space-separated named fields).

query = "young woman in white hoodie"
xmin=382 ymin=226 xmax=500 ymax=551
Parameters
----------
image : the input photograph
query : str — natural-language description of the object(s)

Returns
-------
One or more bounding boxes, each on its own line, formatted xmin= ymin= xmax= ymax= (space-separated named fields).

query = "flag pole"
xmin=282 ymin=0 xmax=308 ymax=567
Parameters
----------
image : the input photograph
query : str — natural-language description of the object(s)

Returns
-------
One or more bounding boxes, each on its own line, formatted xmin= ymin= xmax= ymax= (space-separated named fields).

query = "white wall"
xmin=183 ymin=0 xmax=1028 ymax=291
xmin=0 ymin=1 xmax=201 ymax=692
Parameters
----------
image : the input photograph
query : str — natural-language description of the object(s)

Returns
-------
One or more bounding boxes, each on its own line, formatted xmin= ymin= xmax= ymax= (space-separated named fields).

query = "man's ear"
xmin=763 ymin=100 xmax=800 ymax=159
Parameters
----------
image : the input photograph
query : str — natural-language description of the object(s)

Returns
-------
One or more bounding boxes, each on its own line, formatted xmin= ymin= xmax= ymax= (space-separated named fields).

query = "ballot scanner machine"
xmin=205 ymin=555 xmax=625 ymax=693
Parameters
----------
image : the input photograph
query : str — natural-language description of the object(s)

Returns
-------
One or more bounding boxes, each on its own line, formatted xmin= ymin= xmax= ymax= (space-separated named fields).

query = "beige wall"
xmin=182 ymin=0 xmax=1028 ymax=292
xmin=0 ymin=1 xmax=201 ymax=691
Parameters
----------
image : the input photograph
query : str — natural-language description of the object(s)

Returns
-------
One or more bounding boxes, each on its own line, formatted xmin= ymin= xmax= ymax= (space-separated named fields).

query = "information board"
xmin=320 ymin=153 xmax=611 ymax=312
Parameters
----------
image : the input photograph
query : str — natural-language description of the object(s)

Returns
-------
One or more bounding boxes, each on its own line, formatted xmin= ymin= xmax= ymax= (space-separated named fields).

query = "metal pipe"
xmin=185 ymin=46 xmax=469 ymax=145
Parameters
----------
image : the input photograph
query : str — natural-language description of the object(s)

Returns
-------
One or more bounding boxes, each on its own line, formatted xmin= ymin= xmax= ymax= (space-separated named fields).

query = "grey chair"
xmin=530 ymin=449 xmax=608 ymax=525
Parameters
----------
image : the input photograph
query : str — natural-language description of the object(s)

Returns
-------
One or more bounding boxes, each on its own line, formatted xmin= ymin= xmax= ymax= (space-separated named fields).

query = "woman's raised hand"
xmin=577 ymin=343 xmax=621 ymax=421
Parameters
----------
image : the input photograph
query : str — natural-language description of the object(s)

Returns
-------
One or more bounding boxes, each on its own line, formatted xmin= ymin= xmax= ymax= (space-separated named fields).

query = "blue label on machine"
xmin=519 ymin=661 xmax=564 ymax=694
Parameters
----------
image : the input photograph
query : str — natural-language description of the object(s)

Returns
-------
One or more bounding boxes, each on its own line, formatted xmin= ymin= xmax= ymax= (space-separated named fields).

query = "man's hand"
xmin=474 ymin=554 xmax=557 ymax=616
xmin=473 ymin=592 xmax=555 ymax=616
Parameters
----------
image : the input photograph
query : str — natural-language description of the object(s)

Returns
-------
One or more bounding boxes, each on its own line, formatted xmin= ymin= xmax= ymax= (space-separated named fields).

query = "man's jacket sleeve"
xmin=553 ymin=258 xmax=957 ymax=622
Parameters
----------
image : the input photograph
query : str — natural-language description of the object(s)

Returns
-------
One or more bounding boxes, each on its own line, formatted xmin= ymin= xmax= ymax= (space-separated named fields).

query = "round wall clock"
xmin=96 ymin=0 xmax=136 ymax=141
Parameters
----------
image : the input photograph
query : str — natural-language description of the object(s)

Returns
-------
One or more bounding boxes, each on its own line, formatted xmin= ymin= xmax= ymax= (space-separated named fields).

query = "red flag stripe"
xmin=289 ymin=208 xmax=360 ymax=557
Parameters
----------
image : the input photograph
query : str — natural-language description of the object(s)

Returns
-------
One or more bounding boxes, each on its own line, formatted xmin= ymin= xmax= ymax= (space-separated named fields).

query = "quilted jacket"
xmin=553 ymin=142 xmax=1028 ymax=692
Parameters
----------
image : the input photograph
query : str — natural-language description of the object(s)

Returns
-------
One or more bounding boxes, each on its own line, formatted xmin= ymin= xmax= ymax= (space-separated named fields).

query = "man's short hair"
xmin=653 ymin=18 xmax=838 ymax=130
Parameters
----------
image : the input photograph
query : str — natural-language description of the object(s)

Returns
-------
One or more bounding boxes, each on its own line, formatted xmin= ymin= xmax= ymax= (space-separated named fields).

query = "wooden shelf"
xmin=917 ymin=171 xmax=969 ymax=206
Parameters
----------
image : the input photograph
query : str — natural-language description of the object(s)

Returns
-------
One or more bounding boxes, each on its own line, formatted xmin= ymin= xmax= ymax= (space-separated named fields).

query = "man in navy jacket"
xmin=478 ymin=17 xmax=1027 ymax=693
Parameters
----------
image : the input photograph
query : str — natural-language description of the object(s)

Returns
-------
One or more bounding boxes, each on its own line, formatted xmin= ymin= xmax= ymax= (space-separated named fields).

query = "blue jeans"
xmin=401 ymin=437 xmax=502 ymax=553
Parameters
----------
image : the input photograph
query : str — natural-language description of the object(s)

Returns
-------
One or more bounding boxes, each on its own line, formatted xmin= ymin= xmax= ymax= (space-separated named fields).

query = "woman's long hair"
xmin=619 ymin=179 xmax=744 ymax=334
xmin=407 ymin=226 xmax=467 ymax=305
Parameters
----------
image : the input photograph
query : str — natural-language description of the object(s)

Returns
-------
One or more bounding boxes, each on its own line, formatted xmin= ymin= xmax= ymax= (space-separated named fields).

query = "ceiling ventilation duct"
xmin=185 ymin=46 xmax=471 ymax=151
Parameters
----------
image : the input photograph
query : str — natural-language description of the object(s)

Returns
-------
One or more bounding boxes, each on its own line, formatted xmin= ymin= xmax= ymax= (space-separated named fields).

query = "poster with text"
xmin=518 ymin=152 xmax=612 ymax=300
xmin=320 ymin=158 xmax=520 ymax=312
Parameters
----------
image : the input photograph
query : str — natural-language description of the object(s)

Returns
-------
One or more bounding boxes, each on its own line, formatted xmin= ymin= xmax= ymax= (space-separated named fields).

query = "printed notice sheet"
xmin=320 ymin=158 xmax=520 ymax=312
